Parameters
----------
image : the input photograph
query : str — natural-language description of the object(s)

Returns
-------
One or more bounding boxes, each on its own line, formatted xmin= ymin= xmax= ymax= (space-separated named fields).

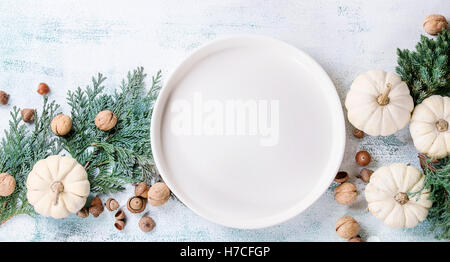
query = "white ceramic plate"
xmin=151 ymin=35 xmax=345 ymax=229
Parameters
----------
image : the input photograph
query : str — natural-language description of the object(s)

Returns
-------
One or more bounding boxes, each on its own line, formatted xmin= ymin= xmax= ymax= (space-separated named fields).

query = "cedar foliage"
xmin=398 ymin=29 xmax=449 ymax=239
xmin=0 ymin=97 xmax=61 ymax=223
xmin=419 ymin=155 xmax=450 ymax=239
xmin=396 ymin=29 xmax=450 ymax=105
xmin=0 ymin=68 xmax=162 ymax=224
xmin=62 ymin=67 xmax=162 ymax=193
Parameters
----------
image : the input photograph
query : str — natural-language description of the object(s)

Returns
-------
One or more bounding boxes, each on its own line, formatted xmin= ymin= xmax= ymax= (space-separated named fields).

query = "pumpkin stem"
xmin=376 ymin=83 xmax=392 ymax=106
xmin=436 ymin=119 xmax=448 ymax=132
xmin=394 ymin=192 xmax=409 ymax=205
xmin=50 ymin=181 xmax=64 ymax=206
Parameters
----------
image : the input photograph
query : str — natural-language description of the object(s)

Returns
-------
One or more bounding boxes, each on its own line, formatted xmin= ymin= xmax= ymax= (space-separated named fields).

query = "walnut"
xmin=95 ymin=110 xmax=117 ymax=131
xmin=0 ymin=91 xmax=10 ymax=105
xmin=127 ymin=196 xmax=146 ymax=213
xmin=51 ymin=114 xmax=72 ymax=136
xmin=334 ymin=182 xmax=357 ymax=205
xmin=148 ymin=182 xmax=170 ymax=206
xmin=0 ymin=173 xmax=16 ymax=197
xmin=139 ymin=216 xmax=155 ymax=232
xmin=105 ymin=198 xmax=119 ymax=211
xmin=76 ymin=207 xmax=89 ymax=218
xmin=348 ymin=235 xmax=364 ymax=242
xmin=135 ymin=182 xmax=149 ymax=198
xmin=335 ymin=216 xmax=359 ymax=239
xmin=424 ymin=14 xmax=448 ymax=35
xmin=21 ymin=109 xmax=35 ymax=123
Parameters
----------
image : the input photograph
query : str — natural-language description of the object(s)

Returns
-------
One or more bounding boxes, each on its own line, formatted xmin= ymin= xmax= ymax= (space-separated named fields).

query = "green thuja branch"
xmin=0 ymin=68 xmax=162 ymax=225
xmin=401 ymin=29 xmax=450 ymax=239
xmin=418 ymin=155 xmax=450 ymax=239
xmin=60 ymin=67 xmax=162 ymax=194
xmin=396 ymin=29 xmax=450 ymax=105
xmin=0 ymin=97 xmax=61 ymax=224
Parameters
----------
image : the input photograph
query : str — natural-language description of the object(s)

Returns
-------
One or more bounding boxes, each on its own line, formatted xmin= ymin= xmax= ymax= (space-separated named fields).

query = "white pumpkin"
xmin=365 ymin=163 xmax=432 ymax=228
xmin=410 ymin=95 xmax=450 ymax=159
xmin=26 ymin=155 xmax=90 ymax=219
xmin=345 ymin=70 xmax=414 ymax=136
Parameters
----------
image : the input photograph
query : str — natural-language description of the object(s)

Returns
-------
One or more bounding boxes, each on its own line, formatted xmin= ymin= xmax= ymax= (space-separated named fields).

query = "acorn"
xmin=127 ymin=196 xmax=146 ymax=213
xmin=139 ymin=216 xmax=155 ymax=232
xmin=115 ymin=220 xmax=125 ymax=231
xmin=105 ymin=198 xmax=119 ymax=211
xmin=135 ymin=182 xmax=149 ymax=198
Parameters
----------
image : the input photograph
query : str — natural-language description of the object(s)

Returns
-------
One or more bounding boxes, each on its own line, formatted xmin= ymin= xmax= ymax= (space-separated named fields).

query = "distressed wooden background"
xmin=0 ymin=0 xmax=448 ymax=241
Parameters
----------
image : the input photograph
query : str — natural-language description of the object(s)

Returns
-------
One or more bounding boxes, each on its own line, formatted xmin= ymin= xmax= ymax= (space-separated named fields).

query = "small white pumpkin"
xmin=410 ymin=95 xmax=450 ymax=159
xmin=365 ymin=163 xmax=432 ymax=228
xmin=26 ymin=155 xmax=90 ymax=219
xmin=345 ymin=70 xmax=414 ymax=136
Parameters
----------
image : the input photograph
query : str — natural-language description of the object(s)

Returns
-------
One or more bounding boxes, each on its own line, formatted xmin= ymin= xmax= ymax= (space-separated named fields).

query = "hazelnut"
xmin=127 ymin=196 xmax=146 ymax=213
xmin=0 ymin=173 xmax=16 ymax=197
xmin=95 ymin=110 xmax=117 ymax=131
xmin=0 ymin=91 xmax=10 ymax=105
xmin=334 ymin=182 xmax=357 ymax=205
xmin=355 ymin=150 xmax=371 ymax=166
xmin=105 ymin=198 xmax=119 ymax=211
xmin=115 ymin=210 xmax=126 ymax=220
xmin=336 ymin=216 xmax=359 ymax=239
xmin=423 ymin=14 xmax=447 ymax=35
xmin=51 ymin=114 xmax=72 ymax=136
xmin=334 ymin=171 xmax=349 ymax=183
xmin=139 ymin=216 xmax=155 ymax=232
xmin=76 ymin=207 xmax=89 ymax=218
xmin=352 ymin=128 xmax=364 ymax=139
xmin=114 ymin=220 xmax=125 ymax=231
xmin=348 ymin=235 xmax=364 ymax=242
xmin=37 ymin=83 xmax=50 ymax=95
xmin=358 ymin=168 xmax=374 ymax=183
xmin=91 ymin=196 xmax=103 ymax=207
xmin=135 ymin=182 xmax=149 ymax=198
xmin=21 ymin=109 xmax=35 ymax=123
xmin=148 ymin=182 xmax=170 ymax=206
xmin=89 ymin=205 xmax=104 ymax=218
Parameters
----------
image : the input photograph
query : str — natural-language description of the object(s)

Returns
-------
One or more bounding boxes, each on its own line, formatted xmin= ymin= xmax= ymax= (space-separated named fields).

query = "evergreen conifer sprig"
xmin=61 ymin=67 xmax=162 ymax=194
xmin=418 ymin=154 xmax=450 ymax=239
xmin=0 ymin=97 xmax=61 ymax=223
xmin=0 ymin=68 xmax=162 ymax=225
xmin=396 ymin=29 xmax=450 ymax=105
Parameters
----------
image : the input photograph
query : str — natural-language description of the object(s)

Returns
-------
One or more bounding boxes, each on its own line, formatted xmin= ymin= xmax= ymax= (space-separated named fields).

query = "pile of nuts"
xmin=1 ymin=83 xmax=49 ymax=126
xmin=331 ymin=128 xmax=376 ymax=242
xmin=50 ymin=108 xmax=119 ymax=137
xmin=114 ymin=210 xmax=126 ymax=230
xmin=3 ymin=80 xmax=170 ymax=233
xmin=76 ymin=181 xmax=171 ymax=233
xmin=50 ymin=99 xmax=170 ymax=232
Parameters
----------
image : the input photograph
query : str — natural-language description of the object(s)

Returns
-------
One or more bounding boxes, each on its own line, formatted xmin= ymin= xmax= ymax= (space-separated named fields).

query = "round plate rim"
xmin=150 ymin=35 xmax=346 ymax=229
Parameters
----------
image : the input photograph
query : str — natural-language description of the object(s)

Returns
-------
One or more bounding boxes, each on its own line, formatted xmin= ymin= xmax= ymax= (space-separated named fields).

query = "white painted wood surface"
xmin=0 ymin=0 xmax=448 ymax=241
